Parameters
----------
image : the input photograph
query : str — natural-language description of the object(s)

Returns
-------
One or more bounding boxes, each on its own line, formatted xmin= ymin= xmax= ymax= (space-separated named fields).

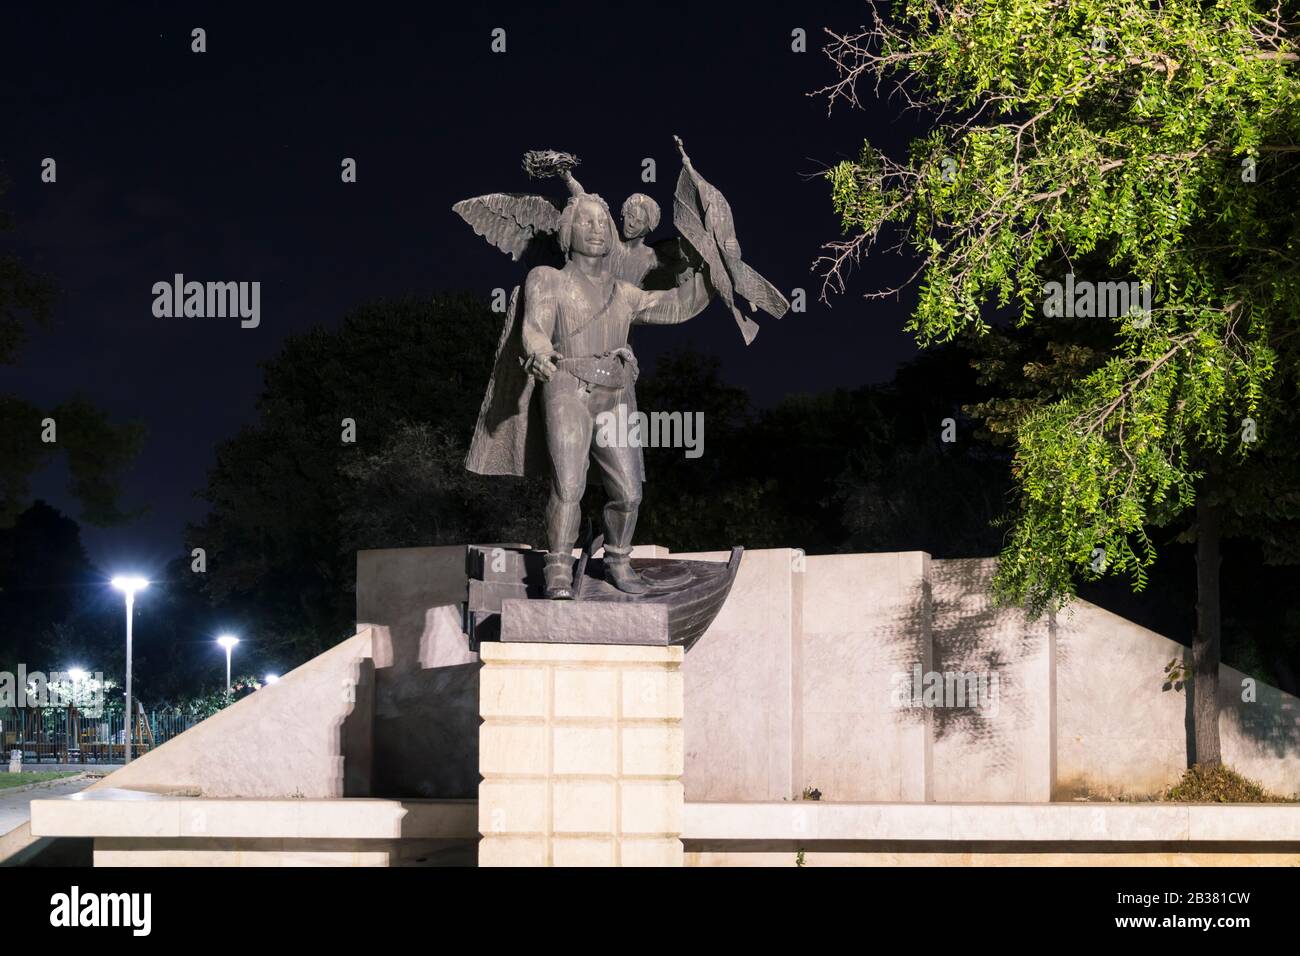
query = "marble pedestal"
xmin=478 ymin=642 xmax=684 ymax=866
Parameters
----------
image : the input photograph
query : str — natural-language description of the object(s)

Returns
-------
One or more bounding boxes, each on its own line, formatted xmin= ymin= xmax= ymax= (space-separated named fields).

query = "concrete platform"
xmin=683 ymin=800 xmax=1300 ymax=843
xmin=682 ymin=801 xmax=1300 ymax=866
xmin=27 ymin=791 xmax=1300 ymax=866
xmin=30 ymin=789 xmax=478 ymax=866
xmin=31 ymin=788 xmax=473 ymax=839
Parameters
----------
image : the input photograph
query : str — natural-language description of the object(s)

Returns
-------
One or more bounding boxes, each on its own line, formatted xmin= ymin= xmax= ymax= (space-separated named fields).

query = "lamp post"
xmin=109 ymin=576 xmax=148 ymax=764
xmin=216 ymin=635 xmax=240 ymax=695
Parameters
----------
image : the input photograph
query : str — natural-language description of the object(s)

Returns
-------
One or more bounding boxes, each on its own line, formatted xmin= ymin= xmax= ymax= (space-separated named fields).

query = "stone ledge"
xmin=481 ymin=642 xmax=684 ymax=664
xmin=39 ymin=796 xmax=1298 ymax=850
xmin=500 ymin=599 xmax=670 ymax=645
xmin=30 ymin=789 xmax=477 ymax=841
xmin=683 ymin=802 xmax=1300 ymax=843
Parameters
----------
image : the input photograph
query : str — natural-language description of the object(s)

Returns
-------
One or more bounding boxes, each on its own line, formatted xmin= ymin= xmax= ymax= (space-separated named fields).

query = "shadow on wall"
xmin=1051 ymin=575 xmax=1300 ymax=796
xmin=338 ymin=657 xmax=376 ymax=797
xmin=927 ymin=558 xmax=1027 ymax=745
xmin=356 ymin=546 xmax=483 ymax=799
xmin=1220 ymin=665 xmax=1300 ymax=767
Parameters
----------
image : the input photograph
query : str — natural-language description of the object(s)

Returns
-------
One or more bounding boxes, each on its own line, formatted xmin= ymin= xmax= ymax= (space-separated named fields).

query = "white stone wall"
xmin=679 ymin=548 xmax=1300 ymax=802
xmin=799 ymin=552 xmax=931 ymax=801
xmin=1056 ymin=601 xmax=1300 ymax=798
xmin=928 ymin=558 xmax=1054 ymax=802
xmin=676 ymin=548 xmax=801 ymax=801
xmin=84 ymin=629 xmax=376 ymax=799
xmin=85 ymin=544 xmax=1300 ymax=811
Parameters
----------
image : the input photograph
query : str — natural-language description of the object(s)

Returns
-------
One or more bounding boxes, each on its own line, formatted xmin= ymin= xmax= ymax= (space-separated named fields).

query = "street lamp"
xmin=110 ymin=575 xmax=148 ymax=763
xmin=216 ymin=635 xmax=240 ymax=695
xmin=264 ymin=674 xmax=280 ymax=685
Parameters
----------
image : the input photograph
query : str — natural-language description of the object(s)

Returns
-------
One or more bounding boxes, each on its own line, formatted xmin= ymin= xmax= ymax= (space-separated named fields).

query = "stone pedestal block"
xmin=478 ymin=642 xmax=684 ymax=866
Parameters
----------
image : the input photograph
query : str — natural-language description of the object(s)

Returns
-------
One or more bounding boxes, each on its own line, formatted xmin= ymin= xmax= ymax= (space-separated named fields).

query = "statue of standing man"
xmin=456 ymin=141 xmax=788 ymax=599
xmin=520 ymin=191 xmax=711 ymax=597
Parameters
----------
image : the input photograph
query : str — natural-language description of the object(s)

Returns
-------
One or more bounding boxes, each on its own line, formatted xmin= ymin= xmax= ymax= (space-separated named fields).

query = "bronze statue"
xmin=455 ymin=139 xmax=787 ymax=599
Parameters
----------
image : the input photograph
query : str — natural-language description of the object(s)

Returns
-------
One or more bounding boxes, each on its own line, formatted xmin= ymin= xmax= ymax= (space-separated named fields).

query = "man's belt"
xmin=557 ymin=348 xmax=639 ymax=389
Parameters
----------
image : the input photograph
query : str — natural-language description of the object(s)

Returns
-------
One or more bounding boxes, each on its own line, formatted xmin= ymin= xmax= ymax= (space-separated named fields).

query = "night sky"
xmin=2 ymin=2 xmax=920 ymax=573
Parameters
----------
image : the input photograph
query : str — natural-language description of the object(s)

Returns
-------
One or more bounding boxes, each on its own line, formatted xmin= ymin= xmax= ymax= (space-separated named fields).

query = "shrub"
xmin=1162 ymin=766 xmax=1294 ymax=803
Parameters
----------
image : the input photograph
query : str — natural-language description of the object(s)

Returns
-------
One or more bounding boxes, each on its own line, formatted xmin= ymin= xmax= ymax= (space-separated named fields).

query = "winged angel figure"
xmin=453 ymin=148 xmax=680 ymax=289
xmin=453 ymin=140 xmax=788 ymax=598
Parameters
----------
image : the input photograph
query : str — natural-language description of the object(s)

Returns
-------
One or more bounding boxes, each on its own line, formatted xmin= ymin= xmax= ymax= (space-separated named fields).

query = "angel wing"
xmin=451 ymin=193 xmax=565 ymax=263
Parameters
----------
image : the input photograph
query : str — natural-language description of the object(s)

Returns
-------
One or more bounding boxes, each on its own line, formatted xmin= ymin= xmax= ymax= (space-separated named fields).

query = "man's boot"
xmin=604 ymin=554 xmax=648 ymax=595
xmin=544 ymin=552 xmax=575 ymax=600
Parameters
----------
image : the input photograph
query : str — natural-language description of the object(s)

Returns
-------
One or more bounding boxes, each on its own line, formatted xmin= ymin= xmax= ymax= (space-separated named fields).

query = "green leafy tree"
xmin=818 ymin=0 xmax=1300 ymax=765
xmin=967 ymin=308 xmax=1300 ymax=696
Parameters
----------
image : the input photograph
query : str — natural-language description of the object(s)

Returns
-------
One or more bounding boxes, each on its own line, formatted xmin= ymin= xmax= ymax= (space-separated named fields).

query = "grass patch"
xmin=0 ymin=771 xmax=80 ymax=790
xmin=1162 ymin=765 xmax=1296 ymax=803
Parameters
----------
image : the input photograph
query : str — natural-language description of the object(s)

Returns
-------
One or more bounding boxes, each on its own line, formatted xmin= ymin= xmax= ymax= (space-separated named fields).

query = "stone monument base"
xmin=500 ymin=598 xmax=669 ymax=645
xmin=478 ymin=641 xmax=684 ymax=866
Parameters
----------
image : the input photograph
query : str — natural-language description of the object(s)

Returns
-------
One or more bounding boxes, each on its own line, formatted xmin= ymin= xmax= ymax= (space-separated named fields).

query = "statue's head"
xmin=558 ymin=193 xmax=613 ymax=258
xmin=621 ymin=193 xmax=660 ymax=240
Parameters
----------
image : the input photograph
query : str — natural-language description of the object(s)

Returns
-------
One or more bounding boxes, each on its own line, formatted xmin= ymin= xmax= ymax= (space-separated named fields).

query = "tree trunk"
xmin=1191 ymin=477 xmax=1223 ymax=767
